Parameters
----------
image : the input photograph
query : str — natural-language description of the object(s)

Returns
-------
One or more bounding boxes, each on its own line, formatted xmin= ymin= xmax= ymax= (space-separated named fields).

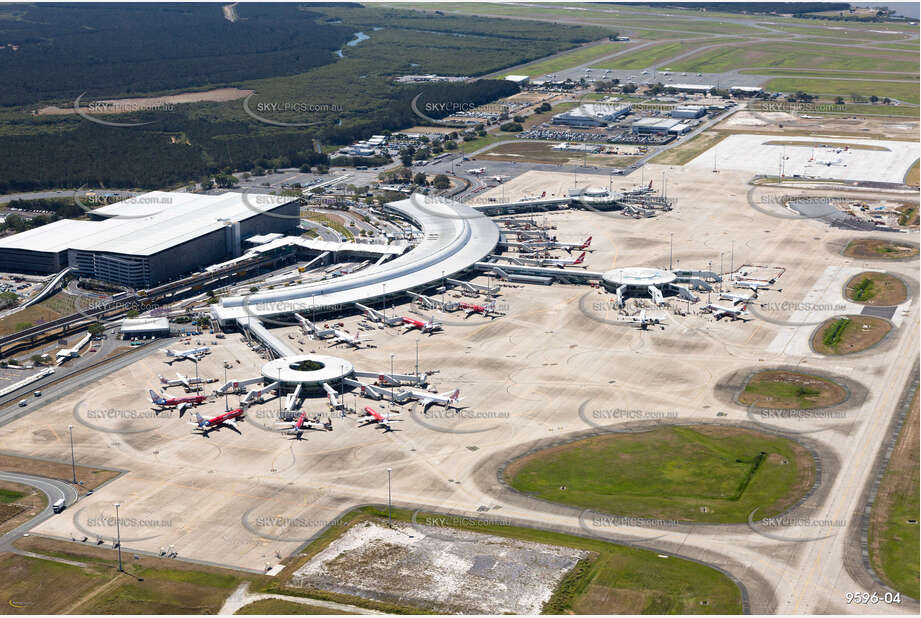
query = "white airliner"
xmin=733 ymin=279 xmax=772 ymax=291
xmin=720 ymin=291 xmax=756 ymax=305
xmin=702 ymin=303 xmax=749 ymax=321
xmin=466 ymin=167 xmax=485 ymax=174
xmin=164 ymin=347 xmax=209 ymax=364
xmin=402 ymin=387 xmax=461 ymax=410
xmin=159 ymin=373 xmax=205 ymax=389
xmin=524 ymin=236 xmax=592 ymax=253
xmin=328 ymin=328 xmax=370 ymax=349
xmin=619 ymin=309 xmax=666 ymax=330
xmin=523 ymin=251 xmax=587 ymax=268
xmin=354 ymin=303 xmax=403 ymax=326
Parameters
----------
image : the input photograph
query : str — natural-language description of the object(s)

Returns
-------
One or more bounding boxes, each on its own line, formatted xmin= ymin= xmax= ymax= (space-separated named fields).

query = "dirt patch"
xmin=842 ymin=238 xmax=919 ymax=261
xmin=811 ymin=315 xmax=892 ymax=355
xmin=36 ymin=87 xmax=254 ymax=115
xmin=737 ymin=370 xmax=848 ymax=409
xmin=844 ymin=272 xmax=909 ymax=306
xmin=290 ymin=521 xmax=585 ymax=614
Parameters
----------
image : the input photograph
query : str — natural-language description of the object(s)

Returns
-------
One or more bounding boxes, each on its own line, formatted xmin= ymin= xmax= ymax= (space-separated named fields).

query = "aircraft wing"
xmin=224 ymin=418 xmax=237 ymax=428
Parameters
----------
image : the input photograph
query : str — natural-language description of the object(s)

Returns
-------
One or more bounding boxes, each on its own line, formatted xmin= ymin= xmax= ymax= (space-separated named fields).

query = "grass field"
xmin=479 ymin=141 xmax=640 ymax=167
xmin=808 ymin=103 xmax=920 ymax=119
xmin=906 ymin=161 xmax=920 ymax=186
xmin=650 ymin=131 xmax=728 ymax=166
xmin=843 ymin=238 xmax=920 ymax=260
xmin=869 ymin=388 xmax=920 ymax=599
xmin=6 ymin=536 xmax=253 ymax=614
xmin=500 ymin=42 xmax=631 ymax=78
xmin=739 ymin=370 xmax=848 ymax=410
xmin=591 ymin=39 xmax=735 ymax=71
xmin=845 ymin=272 xmax=909 ymax=306
xmin=0 ymin=289 xmax=81 ymax=336
xmin=270 ymin=506 xmax=743 ymax=614
xmin=0 ymin=488 xmax=25 ymax=504
xmin=235 ymin=598 xmax=350 ymax=614
xmin=668 ymin=42 xmax=917 ymax=74
xmin=506 ymin=426 xmax=814 ymax=523
xmin=812 ymin=315 xmax=892 ymax=355
xmin=302 ymin=210 xmax=353 ymax=240
xmin=740 ymin=68 xmax=919 ymax=79
xmin=762 ymin=77 xmax=920 ymax=105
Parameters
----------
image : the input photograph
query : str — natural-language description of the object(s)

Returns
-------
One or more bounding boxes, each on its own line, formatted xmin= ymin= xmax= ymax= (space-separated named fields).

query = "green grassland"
xmin=269 ymin=506 xmax=743 ymax=614
xmin=506 ymin=426 xmax=814 ymax=523
xmin=3 ymin=536 xmax=249 ymax=614
xmin=499 ymin=42 xmax=631 ymax=78
xmin=668 ymin=41 xmax=917 ymax=74
xmin=763 ymin=77 xmax=920 ymax=105
xmin=592 ymin=39 xmax=738 ymax=70
xmin=869 ymin=391 xmax=920 ymax=599
xmin=235 ymin=599 xmax=350 ymax=614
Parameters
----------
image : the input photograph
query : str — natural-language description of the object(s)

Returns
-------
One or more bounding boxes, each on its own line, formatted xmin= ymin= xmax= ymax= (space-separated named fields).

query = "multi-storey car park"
xmin=0 ymin=191 xmax=299 ymax=288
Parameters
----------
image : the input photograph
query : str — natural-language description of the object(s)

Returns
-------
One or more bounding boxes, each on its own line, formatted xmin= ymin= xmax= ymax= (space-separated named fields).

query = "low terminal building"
xmin=671 ymin=105 xmax=706 ymax=119
xmin=120 ymin=317 xmax=171 ymax=339
xmin=632 ymin=118 xmax=684 ymax=134
xmin=552 ymin=103 xmax=631 ymax=127
xmin=0 ymin=191 xmax=299 ymax=288
xmin=669 ymin=83 xmax=714 ymax=94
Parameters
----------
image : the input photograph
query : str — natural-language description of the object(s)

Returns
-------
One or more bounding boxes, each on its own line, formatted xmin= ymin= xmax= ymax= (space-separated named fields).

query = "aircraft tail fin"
xmin=149 ymin=389 xmax=160 ymax=403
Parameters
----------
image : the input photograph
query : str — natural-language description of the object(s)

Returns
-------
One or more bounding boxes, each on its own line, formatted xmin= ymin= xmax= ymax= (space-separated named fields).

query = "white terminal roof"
xmin=671 ymin=83 xmax=714 ymax=90
xmin=212 ymin=194 xmax=500 ymax=321
xmin=120 ymin=317 xmax=170 ymax=333
xmin=0 ymin=191 xmax=297 ymax=257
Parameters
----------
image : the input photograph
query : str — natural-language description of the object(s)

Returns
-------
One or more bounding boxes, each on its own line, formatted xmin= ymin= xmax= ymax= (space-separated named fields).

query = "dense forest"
xmin=0 ymin=4 xmax=355 ymax=107
xmin=0 ymin=3 xmax=596 ymax=192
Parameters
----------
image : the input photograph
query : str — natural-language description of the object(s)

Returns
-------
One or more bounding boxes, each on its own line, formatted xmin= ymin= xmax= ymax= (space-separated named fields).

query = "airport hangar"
xmin=0 ymin=191 xmax=299 ymax=288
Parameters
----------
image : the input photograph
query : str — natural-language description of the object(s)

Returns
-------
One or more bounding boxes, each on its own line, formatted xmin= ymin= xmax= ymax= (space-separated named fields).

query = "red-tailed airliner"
xmin=192 ymin=408 xmax=245 ymax=433
xmin=358 ymin=406 xmax=400 ymax=431
xmin=148 ymin=389 xmax=207 ymax=414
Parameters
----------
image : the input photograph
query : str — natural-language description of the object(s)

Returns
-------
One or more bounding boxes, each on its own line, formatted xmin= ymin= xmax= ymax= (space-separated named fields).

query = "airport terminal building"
xmin=0 ymin=191 xmax=299 ymax=288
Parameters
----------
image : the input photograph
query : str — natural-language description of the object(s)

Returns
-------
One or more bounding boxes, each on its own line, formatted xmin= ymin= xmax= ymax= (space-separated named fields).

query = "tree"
xmin=513 ymin=115 xmax=525 ymax=123
xmin=199 ymin=177 xmax=213 ymax=191
xmin=399 ymin=147 xmax=415 ymax=166
xmin=834 ymin=96 xmax=845 ymax=105
xmin=87 ymin=323 xmax=104 ymax=335
xmin=444 ymin=140 xmax=457 ymax=150
xmin=413 ymin=172 xmax=427 ymax=186
xmin=882 ymin=97 xmax=891 ymax=105
xmin=126 ymin=309 xmax=139 ymax=318
xmin=536 ymin=102 xmax=552 ymax=113
xmin=621 ymin=83 xmax=637 ymax=93
xmin=252 ymin=166 xmax=266 ymax=176
xmin=433 ymin=174 xmax=450 ymax=189
xmin=869 ymin=95 xmax=879 ymax=103
xmin=499 ymin=122 xmax=523 ymax=132
xmin=214 ymin=173 xmax=238 ymax=188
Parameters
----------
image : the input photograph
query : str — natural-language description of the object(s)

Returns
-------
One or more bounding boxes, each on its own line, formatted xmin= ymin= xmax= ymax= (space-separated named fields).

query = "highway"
xmin=0 ymin=471 xmax=78 ymax=553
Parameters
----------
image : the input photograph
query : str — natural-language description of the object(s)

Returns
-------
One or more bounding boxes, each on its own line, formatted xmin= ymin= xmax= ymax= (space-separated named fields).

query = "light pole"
xmin=114 ymin=503 xmax=123 ymax=572
xmin=223 ymin=365 xmax=229 ymax=412
xmin=68 ymin=425 xmax=77 ymax=485
xmin=389 ymin=354 xmax=395 ymax=404
xmin=387 ymin=467 xmax=393 ymax=527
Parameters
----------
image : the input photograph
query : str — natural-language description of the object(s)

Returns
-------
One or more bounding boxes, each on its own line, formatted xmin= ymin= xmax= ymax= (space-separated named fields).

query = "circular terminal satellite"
xmin=602 ymin=267 xmax=677 ymax=289
xmin=261 ymin=354 xmax=353 ymax=388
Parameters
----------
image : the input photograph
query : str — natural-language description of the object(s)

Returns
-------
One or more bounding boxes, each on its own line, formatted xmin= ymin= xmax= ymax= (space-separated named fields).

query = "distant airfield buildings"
xmin=0 ymin=191 xmax=299 ymax=288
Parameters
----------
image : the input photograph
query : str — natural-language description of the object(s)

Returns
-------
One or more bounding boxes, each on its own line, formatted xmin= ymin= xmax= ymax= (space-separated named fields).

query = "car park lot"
xmin=0 ymin=162 xmax=917 ymax=612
